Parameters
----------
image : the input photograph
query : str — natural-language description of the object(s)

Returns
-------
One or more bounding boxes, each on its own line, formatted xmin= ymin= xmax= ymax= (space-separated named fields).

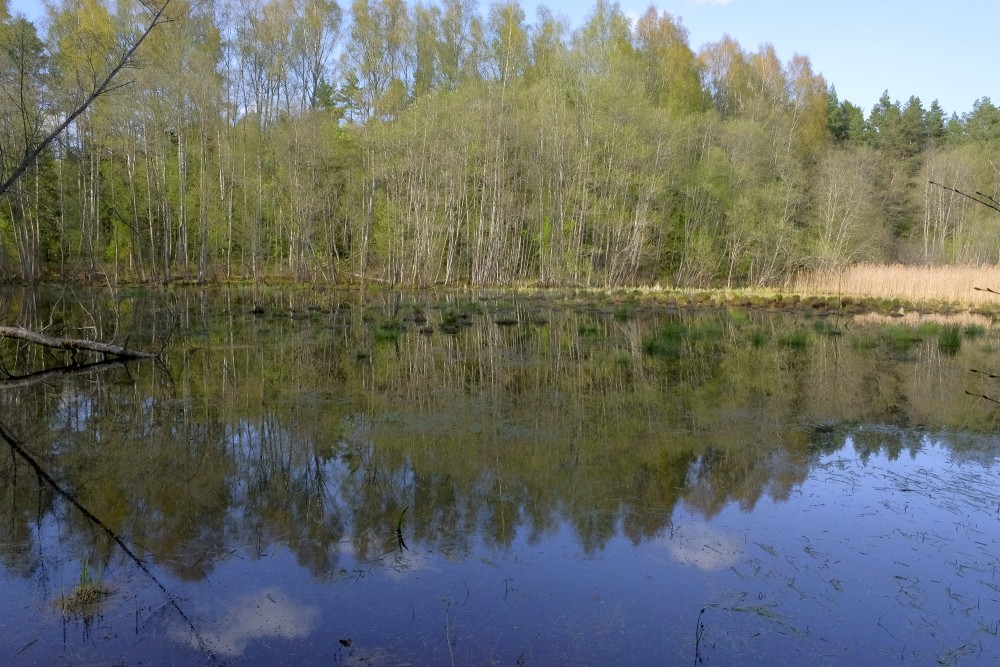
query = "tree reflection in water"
xmin=1 ymin=287 xmax=999 ymax=664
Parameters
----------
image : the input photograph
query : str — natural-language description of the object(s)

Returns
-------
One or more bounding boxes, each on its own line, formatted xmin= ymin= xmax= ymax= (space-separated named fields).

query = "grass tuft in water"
xmin=373 ymin=320 xmax=403 ymax=341
xmin=777 ymin=330 xmax=809 ymax=349
xmin=55 ymin=561 xmax=113 ymax=618
xmin=938 ymin=325 xmax=962 ymax=356
xmin=642 ymin=322 xmax=687 ymax=357
xmin=879 ymin=324 xmax=925 ymax=352
xmin=813 ymin=319 xmax=842 ymax=336
xmin=613 ymin=352 xmax=632 ymax=368
xmin=613 ymin=305 xmax=636 ymax=321
xmin=851 ymin=335 xmax=879 ymax=351
xmin=964 ymin=323 xmax=986 ymax=339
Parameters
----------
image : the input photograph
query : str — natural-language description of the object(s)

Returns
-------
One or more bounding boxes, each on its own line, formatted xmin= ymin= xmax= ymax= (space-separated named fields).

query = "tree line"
xmin=0 ymin=0 xmax=998 ymax=287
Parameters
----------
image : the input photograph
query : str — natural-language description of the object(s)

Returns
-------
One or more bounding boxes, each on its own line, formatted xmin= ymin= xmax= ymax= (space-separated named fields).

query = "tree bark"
xmin=0 ymin=326 xmax=156 ymax=359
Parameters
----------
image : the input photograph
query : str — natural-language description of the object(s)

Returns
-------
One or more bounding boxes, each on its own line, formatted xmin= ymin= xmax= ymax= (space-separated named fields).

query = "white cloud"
xmin=181 ymin=588 xmax=319 ymax=657
xmin=662 ymin=522 xmax=744 ymax=572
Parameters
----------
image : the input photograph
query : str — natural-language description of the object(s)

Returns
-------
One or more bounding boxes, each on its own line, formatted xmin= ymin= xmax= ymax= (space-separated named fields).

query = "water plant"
xmin=613 ymin=305 xmax=636 ymax=322
xmin=938 ymin=325 xmax=962 ymax=356
xmin=915 ymin=321 xmax=941 ymax=337
xmin=373 ymin=320 xmax=403 ymax=341
xmin=879 ymin=324 xmax=925 ymax=352
xmin=777 ymin=330 xmax=809 ymax=349
xmin=813 ymin=318 xmax=842 ymax=336
xmin=851 ymin=335 xmax=879 ymax=351
xmin=642 ymin=321 xmax=687 ymax=357
xmin=964 ymin=323 xmax=986 ymax=339
xmin=55 ymin=561 xmax=113 ymax=618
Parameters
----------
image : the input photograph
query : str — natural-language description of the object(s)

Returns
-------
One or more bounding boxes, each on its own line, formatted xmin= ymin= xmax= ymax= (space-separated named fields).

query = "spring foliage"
xmin=0 ymin=0 xmax=997 ymax=285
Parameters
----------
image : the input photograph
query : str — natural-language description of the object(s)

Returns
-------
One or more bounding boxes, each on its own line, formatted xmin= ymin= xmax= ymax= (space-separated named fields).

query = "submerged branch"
xmin=0 ymin=326 xmax=156 ymax=359
xmin=0 ymin=359 xmax=130 ymax=389
xmin=0 ymin=423 xmax=214 ymax=659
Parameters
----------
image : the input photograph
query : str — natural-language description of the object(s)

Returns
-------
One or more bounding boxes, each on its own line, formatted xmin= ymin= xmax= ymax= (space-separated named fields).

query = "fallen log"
xmin=0 ymin=326 xmax=156 ymax=359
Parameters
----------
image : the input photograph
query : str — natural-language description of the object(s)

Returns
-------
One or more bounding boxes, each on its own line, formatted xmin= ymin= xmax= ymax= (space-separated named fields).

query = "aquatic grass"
xmin=851 ymin=335 xmax=879 ymax=351
xmin=373 ymin=320 xmax=403 ymax=341
xmin=643 ymin=322 xmax=686 ymax=358
xmin=777 ymin=330 xmax=809 ymax=349
xmin=812 ymin=318 xmax=842 ymax=336
xmin=613 ymin=352 xmax=631 ymax=368
xmin=915 ymin=321 xmax=941 ymax=337
xmin=642 ymin=336 xmax=681 ymax=358
xmin=55 ymin=561 xmax=113 ymax=618
xmin=964 ymin=323 xmax=986 ymax=339
xmin=688 ymin=321 xmax=725 ymax=341
xmin=613 ymin=305 xmax=636 ymax=321
xmin=879 ymin=324 xmax=926 ymax=352
xmin=938 ymin=325 xmax=962 ymax=356
xmin=727 ymin=309 xmax=751 ymax=326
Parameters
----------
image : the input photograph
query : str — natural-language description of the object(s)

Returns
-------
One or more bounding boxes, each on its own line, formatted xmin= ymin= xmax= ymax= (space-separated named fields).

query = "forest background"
xmin=0 ymin=0 xmax=998 ymax=288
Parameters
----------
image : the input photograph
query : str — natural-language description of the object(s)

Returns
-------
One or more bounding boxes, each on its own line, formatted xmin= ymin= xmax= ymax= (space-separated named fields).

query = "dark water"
xmin=2 ymin=288 xmax=1000 ymax=665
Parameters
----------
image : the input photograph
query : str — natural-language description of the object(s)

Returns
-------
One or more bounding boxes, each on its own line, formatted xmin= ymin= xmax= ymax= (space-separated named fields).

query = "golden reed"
xmin=790 ymin=264 xmax=1000 ymax=306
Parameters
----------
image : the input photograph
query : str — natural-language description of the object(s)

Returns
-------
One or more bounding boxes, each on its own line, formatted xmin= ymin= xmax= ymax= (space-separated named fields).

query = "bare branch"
xmin=0 ymin=0 xmax=174 ymax=198
xmin=0 ymin=325 xmax=156 ymax=359
xmin=965 ymin=390 xmax=1000 ymax=405
xmin=928 ymin=180 xmax=1000 ymax=215
xmin=0 ymin=423 xmax=215 ymax=658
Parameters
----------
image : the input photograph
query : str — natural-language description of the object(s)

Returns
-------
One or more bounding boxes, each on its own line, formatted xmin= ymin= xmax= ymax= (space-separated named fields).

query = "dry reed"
xmin=790 ymin=264 xmax=1000 ymax=306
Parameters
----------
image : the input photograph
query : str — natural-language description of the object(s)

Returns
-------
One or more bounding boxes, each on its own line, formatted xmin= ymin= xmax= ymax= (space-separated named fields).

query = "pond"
xmin=1 ymin=287 xmax=1000 ymax=666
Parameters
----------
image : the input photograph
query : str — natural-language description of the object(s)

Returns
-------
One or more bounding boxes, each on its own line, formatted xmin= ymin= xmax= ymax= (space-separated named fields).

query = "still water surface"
xmin=1 ymin=288 xmax=1000 ymax=665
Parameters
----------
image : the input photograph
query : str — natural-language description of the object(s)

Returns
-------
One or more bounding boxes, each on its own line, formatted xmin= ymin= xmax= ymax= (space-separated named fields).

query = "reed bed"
xmin=791 ymin=264 xmax=1000 ymax=305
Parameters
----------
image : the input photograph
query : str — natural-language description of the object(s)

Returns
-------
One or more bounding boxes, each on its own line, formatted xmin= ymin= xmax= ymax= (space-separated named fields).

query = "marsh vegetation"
xmin=1 ymin=287 xmax=1000 ymax=664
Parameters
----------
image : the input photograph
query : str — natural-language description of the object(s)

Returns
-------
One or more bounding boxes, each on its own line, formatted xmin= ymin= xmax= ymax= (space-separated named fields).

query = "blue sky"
xmin=8 ymin=0 xmax=996 ymax=116
xmin=527 ymin=0 xmax=996 ymax=116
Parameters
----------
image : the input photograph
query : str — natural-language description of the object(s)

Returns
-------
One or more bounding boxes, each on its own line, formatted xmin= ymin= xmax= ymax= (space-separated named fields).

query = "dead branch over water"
xmin=0 ymin=423 xmax=214 ymax=660
xmin=0 ymin=325 xmax=156 ymax=359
